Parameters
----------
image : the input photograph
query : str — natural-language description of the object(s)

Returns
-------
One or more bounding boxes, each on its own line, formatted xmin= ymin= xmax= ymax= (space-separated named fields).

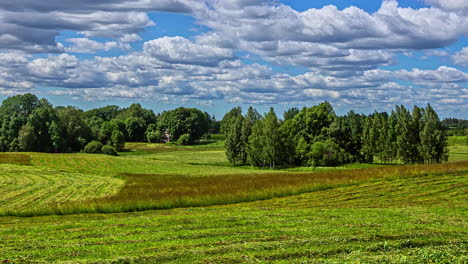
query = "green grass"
xmin=0 ymin=172 xmax=466 ymax=263
xmin=0 ymin=164 xmax=124 ymax=212
xmin=0 ymin=136 xmax=467 ymax=262
xmin=5 ymin=160 xmax=467 ymax=216
xmin=447 ymin=136 xmax=467 ymax=146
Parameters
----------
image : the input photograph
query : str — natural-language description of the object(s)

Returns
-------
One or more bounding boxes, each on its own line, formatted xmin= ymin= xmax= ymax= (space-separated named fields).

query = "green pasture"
xmin=0 ymin=172 xmax=466 ymax=263
xmin=0 ymin=136 xmax=466 ymax=262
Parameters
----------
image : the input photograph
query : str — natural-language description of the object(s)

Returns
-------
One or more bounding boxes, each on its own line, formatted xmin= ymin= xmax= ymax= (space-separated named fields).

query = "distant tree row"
xmin=441 ymin=118 xmax=468 ymax=136
xmin=222 ymin=102 xmax=448 ymax=168
xmin=0 ymin=94 xmax=218 ymax=153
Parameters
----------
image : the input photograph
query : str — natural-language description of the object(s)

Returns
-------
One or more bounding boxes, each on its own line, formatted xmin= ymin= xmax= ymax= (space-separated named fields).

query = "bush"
xmin=83 ymin=141 xmax=103 ymax=154
xmin=176 ymin=133 xmax=192 ymax=145
xmin=146 ymin=130 xmax=162 ymax=143
xmin=102 ymin=145 xmax=118 ymax=156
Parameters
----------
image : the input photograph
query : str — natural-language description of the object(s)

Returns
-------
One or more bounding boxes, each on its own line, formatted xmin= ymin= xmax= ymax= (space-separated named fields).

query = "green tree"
xmin=225 ymin=115 xmax=245 ymax=165
xmin=49 ymin=121 xmax=64 ymax=153
xmin=57 ymin=106 xmax=91 ymax=152
xmin=157 ymin=108 xmax=209 ymax=143
xmin=145 ymin=124 xmax=162 ymax=143
xmin=241 ymin=107 xmax=261 ymax=164
xmin=247 ymin=108 xmax=290 ymax=168
xmin=125 ymin=117 xmax=146 ymax=142
xmin=309 ymin=140 xmax=349 ymax=167
xmin=419 ymin=104 xmax=448 ymax=163
xmin=220 ymin=107 xmax=242 ymax=135
xmin=283 ymin=107 xmax=299 ymax=121
xmin=111 ymin=130 xmax=125 ymax=150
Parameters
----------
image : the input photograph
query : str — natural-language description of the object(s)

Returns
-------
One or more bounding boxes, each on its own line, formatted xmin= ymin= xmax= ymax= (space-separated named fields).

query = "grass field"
xmin=448 ymin=136 xmax=468 ymax=162
xmin=0 ymin=136 xmax=467 ymax=263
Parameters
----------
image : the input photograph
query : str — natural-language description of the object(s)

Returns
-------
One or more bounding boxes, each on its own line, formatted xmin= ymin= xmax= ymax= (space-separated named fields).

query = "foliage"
xmin=176 ymin=133 xmax=193 ymax=145
xmin=283 ymin=107 xmax=299 ymax=121
xmin=145 ymin=124 xmax=162 ymax=143
xmin=220 ymin=106 xmax=242 ymax=135
xmin=157 ymin=107 xmax=209 ymax=143
xmin=225 ymin=115 xmax=245 ymax=165
xmin=111 ymin=130 xmax=125 ymax=150
xmin=102 ymin=145 xmax=118 ymax=156
xmin=83 ymin=141 xmax=104 ymax=154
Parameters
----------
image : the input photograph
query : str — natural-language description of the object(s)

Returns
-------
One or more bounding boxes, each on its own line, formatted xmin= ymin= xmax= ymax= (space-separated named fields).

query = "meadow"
xmin=0 ymin=136 xmax=467 ymax=263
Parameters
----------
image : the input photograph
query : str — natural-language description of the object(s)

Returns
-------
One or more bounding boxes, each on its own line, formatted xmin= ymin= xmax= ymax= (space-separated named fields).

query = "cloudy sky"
xmin=0 ymin=0 xmax=467 ymax=118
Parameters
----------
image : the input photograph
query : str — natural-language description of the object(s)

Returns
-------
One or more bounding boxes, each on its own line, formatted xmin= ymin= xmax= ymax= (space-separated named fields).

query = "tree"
xmin=220 ymin=107 xmax=242 ymax=135
xmin=283 ymin=107 xmax=299 ymax=121
xmin=19 ymin=107 xmax=57 ymax=152
xmin=57 ymin=106 xmax=91 ymax=152
xmin=18 ymin=123 xmax=37 ymax=152
xmin=145 ymin=124 xmax=162 ymax=143
xmin=280 ymin=102 xmax=336 ymax=166
xmin=125 ymin=117 xmax=146 ymax=142
xmin=395 ymin=105 xmax=415 ymax=164
xmin=419 ymin=104 xmax=448 ymax=163
xmin=225 ymin=115 xmax=245 ymax=165
xmin=309 ymin=140 xmax=349 ymax=167
xmin=0 ymin=93 xmax=41 ymax=118
xmin=157 ymin=107 xmax=209 ymax=143
xmin=247 ymin=108 xmax=290 ymax=168
xmin=99 ymin=121 xmax=116 ymax=144
xmin=85 ymin=105 xmax=121 ymax=121
xmin=241 ymin=107 xmax=261 ymax=164
xmin=49 ymin=121 xmax=64 ymax=153
xmin=111 ymin=130 xmax=125 ymax=150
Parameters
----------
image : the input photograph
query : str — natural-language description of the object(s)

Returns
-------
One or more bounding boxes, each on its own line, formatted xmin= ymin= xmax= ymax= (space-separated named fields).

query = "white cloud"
xmin=452 ymin=47 xmax=468 ymax=67
xmin=425 ymin=0 xmax=468 ymax=13
xmin=65 ymin=38 xmax=119 ymax=54
xmin=143 ymin=36 xmax=235 ymax=66
xmin=197 ymin=0 xmax=468 ymax=51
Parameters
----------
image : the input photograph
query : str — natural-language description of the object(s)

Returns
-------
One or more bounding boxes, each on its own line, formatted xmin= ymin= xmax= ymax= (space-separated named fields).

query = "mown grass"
xmin=5 ymin=160 xmax=468 ymax=216
xmin=448 ymin=137 xmax=468 ymax=162
xmin=0 ymin=172 xmax=466 ymax=263
xmin=0 ymin=164 xmax=124 ymax=213
xmin=0 ymin=136 xmax=467 ymax=262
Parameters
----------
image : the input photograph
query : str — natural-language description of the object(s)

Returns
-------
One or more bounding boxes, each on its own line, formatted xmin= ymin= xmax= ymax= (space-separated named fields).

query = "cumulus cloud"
xmin=143 ymin=36 xmax=235 ymax=66
xmin=65 ymin=38 xmax=120 ymax=54
xmin=198 ymin=0 xmax=468 ymax=50
xmin=452 ymin=47 xmax=468 ymax=67
xmin=425 ymin=0 xmax=468 ymax=13
xmin=0 ymin=0 xmax=466 ymax=116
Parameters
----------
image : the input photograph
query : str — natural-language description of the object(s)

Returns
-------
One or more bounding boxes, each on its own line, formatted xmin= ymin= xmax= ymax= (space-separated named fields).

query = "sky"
xmin=0 ymin=0 xmax=467 ymax=119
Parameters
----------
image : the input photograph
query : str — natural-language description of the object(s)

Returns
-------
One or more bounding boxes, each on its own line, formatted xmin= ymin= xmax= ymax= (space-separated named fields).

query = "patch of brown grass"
xmin=89 ymin=160 xmax=468 ymax=212
xmin=0 ymin=153 xmax=31 ymax=166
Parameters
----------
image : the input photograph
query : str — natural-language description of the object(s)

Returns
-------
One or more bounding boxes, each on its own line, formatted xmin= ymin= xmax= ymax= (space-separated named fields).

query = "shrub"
xmin=176 ymin=133 xmax=192 ymax=145
xmin=83 ymin=141 xmax=103 ymax=154
xmin=102 ymin=145 xmax=118 ymax=156
xmin=146 ymin=130 xmax=162 ymax=143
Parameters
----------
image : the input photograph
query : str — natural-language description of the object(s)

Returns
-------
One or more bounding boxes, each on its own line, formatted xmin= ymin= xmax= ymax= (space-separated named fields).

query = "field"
xmin=0 ymin=137 xmax=467 ymax=263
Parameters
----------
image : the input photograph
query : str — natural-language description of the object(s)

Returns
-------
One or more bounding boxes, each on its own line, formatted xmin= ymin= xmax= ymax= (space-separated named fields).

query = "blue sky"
xmin=0 ymin=0 xmax=466 ymax=118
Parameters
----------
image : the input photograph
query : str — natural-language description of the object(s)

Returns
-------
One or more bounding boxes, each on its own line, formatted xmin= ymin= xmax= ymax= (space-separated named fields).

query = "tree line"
xmin=222 ymin=102 xmax=449 ymax=168
xmin=0 ymin=94 xmax=218 ymax=154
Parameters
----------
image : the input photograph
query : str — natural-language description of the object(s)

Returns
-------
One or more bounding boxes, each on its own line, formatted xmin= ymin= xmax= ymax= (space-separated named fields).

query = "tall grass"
xmin=7 ymin=160 xmax=468 ymax=217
